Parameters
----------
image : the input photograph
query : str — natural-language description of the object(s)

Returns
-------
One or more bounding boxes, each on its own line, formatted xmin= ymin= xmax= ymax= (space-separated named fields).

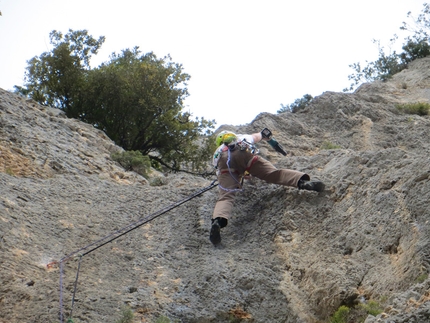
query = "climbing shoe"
xmin=298 ymin=179 xmax=325 ymax=192
xmin=210 ymin=218 xmax=221 ymax=245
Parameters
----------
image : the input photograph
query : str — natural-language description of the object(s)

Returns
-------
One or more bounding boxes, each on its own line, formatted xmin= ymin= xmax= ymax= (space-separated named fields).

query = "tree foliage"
xmin=278 ymin=94 xmax=313 ymax=113
xmin=345 ymin=38 xmax=408 ymax=90
xmin=15 ymin=30 xmax=105 ymax=111
xmin=16 ymin=29 xmax=215 ymax=174
xmin=345 ymin=3 xmax=430 ymax=91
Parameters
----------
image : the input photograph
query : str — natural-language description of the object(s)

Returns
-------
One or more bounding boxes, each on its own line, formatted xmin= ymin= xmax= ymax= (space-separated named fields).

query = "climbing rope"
xmin=69 ymin=255 xmax=82 ymax=319
xmin=52 ymin=179 xmax=218 ymax=323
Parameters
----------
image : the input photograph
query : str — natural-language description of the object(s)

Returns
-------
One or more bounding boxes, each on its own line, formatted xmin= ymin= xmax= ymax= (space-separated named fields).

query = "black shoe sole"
xmin=210 ymin=222 xmax=221 ymax=245
xmin=302 ymin=181 xmax=325 ymax=192
xmin=313 ymin=182 xmax=325 ymax=192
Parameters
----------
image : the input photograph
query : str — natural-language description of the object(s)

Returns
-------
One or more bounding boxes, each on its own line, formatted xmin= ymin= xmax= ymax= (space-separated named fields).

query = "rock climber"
xmin=210 ymin=129 xmax=325 ymax=245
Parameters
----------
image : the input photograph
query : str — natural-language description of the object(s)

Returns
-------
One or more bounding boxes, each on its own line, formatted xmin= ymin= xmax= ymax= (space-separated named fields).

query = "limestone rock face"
xmin=1 ymin=58 xmax=430 ymax=323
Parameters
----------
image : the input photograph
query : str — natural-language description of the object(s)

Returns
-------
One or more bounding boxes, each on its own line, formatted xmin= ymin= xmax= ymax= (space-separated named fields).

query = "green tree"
xmin=278 ymin=94 xmax=313 ymax=113
xmin=399 ymin=3 xmax=430 ymax=62
xmin=345 ymin=38 xmax=407 ymax=90
xmin=345 ymin=3 xmax=430 ymax=91
xmin=15 ymin=29 xmax=105 ymax=113
xmin=16 ymin=30 xmax=215 ymax=174
xmin=80 ymin=47 xmax=215 ymax=172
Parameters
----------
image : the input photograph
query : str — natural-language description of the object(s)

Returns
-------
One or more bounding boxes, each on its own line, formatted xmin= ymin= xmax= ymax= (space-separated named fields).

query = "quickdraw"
xmin=228 ymin=139 xmax=259 ymax=155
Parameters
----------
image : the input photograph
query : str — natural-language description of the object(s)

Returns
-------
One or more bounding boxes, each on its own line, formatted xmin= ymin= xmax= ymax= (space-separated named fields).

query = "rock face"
xmin=1 ymin=58 xmax=430 ymax=323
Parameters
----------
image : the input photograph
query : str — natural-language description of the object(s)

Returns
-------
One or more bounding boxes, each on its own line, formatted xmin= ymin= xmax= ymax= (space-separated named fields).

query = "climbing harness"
xmin=217 ymin=139 xmax=259 ymax=193
xmin=230 ymin=139 xmax=259 ymax=155
xmin=50 ymin=179 xmax=218 ymax=323
xmin=218 ymin=148 xmax=244 ymax=193
xmin=213 ymin=128 xmax=287 ymax=193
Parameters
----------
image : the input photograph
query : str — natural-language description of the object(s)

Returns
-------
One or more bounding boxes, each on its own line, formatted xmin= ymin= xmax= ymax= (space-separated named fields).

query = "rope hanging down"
xmin=52 ymin=179 xmax=218 ymax=323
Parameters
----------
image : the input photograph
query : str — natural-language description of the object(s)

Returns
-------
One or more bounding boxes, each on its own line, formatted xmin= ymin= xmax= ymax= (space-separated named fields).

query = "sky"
xmin=0 ymin=0 xmax=427 ymax=127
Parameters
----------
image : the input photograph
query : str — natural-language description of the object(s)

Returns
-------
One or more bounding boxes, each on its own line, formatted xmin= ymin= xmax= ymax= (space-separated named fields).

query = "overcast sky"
xmin=0 ymin=0 xmax=426 ymax=127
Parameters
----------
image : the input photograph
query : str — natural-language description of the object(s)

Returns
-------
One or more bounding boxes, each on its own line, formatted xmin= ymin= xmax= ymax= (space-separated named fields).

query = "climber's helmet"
xmin=215 ymin=131 xmax=237 ymax=146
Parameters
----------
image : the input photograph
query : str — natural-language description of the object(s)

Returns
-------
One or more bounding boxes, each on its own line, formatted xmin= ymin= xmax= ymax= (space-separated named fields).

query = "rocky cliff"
xmin=1 ymin=58 xmax=430 ymax=323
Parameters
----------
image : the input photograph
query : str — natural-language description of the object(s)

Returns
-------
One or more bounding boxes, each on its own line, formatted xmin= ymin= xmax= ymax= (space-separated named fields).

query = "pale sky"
xmin=0 ymin=1 xmax=426 ymax=127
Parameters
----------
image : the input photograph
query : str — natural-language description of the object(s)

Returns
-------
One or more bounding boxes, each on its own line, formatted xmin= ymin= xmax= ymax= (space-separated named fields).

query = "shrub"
xmin=330 ymin=299 xmax=384 ymax=323
xmin=396 ymin=102 xmax=430 ymax=116
xmin=358 ymin=299 xmax=384 ymax=317
xmin=149 ymin=176 xmax=168 ymax=187
xmin=345 ymin=43 xmax=407 ymax=92
xmin=5 ymin=167 xmax=15 ymax=176
xmin=278 ymin=94 xmax=313 ymax=113
xmin=320 ymin=141 xmax=342 ymax=150
xmin=115 ymin=306 xmax=134 ymax=323
xmin=111 ymin=150 xmax=151 ymax=177
xmin=416 ymin=273 xmax=428 ymax=283
xmin=345 ymin=3 xmax=430 ymax=91
xmin=329 ymin=305 xmax=350 ymax=323
xmin=155 ymin=316 xmax=172 ymax=323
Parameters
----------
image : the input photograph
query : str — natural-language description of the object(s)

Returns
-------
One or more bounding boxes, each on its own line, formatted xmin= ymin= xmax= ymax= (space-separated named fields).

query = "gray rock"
xmin=1 ymin=58 xmax=430 ymax=323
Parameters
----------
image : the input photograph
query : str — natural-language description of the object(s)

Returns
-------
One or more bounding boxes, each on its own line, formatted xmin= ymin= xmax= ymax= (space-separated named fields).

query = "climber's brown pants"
xmin=212 ymin=148 xmax=308 ymax=221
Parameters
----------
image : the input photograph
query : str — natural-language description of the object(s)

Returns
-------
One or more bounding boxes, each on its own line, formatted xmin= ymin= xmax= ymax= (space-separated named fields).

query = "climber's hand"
xmin=261 ymin=128 xmax=272 ymax=139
